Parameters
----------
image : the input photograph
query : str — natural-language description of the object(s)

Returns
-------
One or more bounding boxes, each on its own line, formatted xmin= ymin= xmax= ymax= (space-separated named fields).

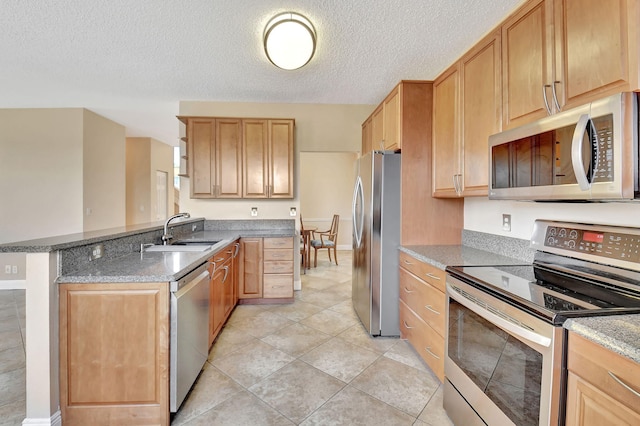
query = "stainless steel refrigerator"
xmin=352 ymin=151 xmax=401 ymax=336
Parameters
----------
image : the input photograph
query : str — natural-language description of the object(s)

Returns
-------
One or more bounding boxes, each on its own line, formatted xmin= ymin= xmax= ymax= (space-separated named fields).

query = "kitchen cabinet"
xmin=263 ymin=237 xmax=294 ymax=298
xmin=502 ymin=0 xmax=639 ymax=129
xmin=238 ymin=237 xmax=294 ymax=302
xmin=59 ymin=282 xmax=170 ymax=425
xmin=182 ymin=117 xmax=242 ymax=198
xmin=238 ymin=237 xmax=264 ymax=299
xmin=242 ymin=119 xmax=294 ymax=198
xmin=565 ymin=331 xmax=640 ymax=425
xmin=432 ymin=30 xmax=501 ymax=197
xmin=362 ymin=82 xmax=418 ymax=154
xmin=208 ymin=244 xmax=235 ymax=346
xmin=398 ymin=251 xmax=446 ymax=382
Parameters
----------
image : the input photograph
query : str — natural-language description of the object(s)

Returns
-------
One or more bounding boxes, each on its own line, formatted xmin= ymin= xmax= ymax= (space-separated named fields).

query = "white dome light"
xmin=264 ymin=12 xmax=316 ymax=70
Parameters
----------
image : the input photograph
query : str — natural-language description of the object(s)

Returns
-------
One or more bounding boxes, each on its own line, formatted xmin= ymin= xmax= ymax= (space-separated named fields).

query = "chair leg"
xmin=334 ymin=247 xmax=338 ymax=265
xmin=327 ymin=248 xmax=332 ymax=262
xmin=314 ymin=248 xmax=318 ymax=267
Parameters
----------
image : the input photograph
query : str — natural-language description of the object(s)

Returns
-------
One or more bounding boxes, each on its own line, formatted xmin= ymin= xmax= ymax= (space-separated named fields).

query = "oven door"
xmin=444 ymin=275 xmax=563 ymax=426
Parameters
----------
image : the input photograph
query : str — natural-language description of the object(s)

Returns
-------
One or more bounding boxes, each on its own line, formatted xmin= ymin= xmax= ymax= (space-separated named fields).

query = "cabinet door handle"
xmin=542 ymin=84 xmax=552 ymax=115
xmin=425 ymin=305 xmax=441 ymax=315
xmin=402 ymin=320 xmax=414 ymax=329
xmin=403 ymin=287 xmax=414 ymax=294
xmin=608 ymin=371 xmax=640 ymax=398
xmin=425 ymin=273 xmax=441 ymax=281
xmin=403 ymin=259 xmax=414 ymax=265
xmin=233 ymin=243 xmax=240 ymax=258
xmin=222 ymin=266 xmax=229 ymax=283
xmin=552 ymin=81 xmax=562 ymax=112
xmin=424 ymin=347 xmax=440 ymax=359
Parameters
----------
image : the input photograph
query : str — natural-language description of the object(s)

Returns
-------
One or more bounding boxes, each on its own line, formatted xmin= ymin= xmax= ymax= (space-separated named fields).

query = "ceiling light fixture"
xmin=263 ymin=12 xmax=316 ymax=70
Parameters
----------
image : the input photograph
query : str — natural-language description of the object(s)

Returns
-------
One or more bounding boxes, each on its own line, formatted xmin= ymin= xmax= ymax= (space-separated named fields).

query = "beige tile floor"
xmin=172 ymin=251 xmax=453 ymax=426
xmin=0 ymin=250 xmax=454 ymax=426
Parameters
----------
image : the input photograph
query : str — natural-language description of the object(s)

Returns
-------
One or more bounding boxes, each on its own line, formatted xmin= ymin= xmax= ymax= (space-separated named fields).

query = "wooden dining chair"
xmin=311 ymin=214 xmax=339 ymax=267
xmin=299 ymin=215 xmax=307 ymax=273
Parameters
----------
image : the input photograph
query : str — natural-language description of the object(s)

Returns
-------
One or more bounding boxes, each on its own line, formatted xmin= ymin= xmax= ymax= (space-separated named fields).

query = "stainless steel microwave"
xmin=489 ymin=92 xmax=639 ymax=201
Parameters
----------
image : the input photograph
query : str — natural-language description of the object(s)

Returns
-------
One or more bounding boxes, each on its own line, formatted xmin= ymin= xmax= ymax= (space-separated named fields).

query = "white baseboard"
xmin=0 ymin=280 xmax=26 ymax=290
xmin=22 ymin=411 xmax=62 ymax=426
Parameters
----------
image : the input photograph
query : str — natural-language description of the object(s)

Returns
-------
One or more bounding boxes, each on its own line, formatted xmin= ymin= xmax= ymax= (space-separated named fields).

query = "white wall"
xmin=178 ymin=101 xmax=373 ymax=220
xmin=300 ymin=152 xmax=358 ymax=249
xmin=0 ymin=108 xmax=84 ymax=243
xmin=465 ymin=197 xmax=640 ymax=239
xmin=83 ymin=110 xmax=126 ymax=231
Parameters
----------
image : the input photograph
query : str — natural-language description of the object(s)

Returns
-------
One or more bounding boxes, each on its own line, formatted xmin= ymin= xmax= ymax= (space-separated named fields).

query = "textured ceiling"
xmin=0 ymin=0 xmax=524 ymax=145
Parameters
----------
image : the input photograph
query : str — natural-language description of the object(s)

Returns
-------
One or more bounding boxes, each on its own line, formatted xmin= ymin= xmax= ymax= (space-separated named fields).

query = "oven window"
xmin=448 ymin=299 xmax=542 ymax=426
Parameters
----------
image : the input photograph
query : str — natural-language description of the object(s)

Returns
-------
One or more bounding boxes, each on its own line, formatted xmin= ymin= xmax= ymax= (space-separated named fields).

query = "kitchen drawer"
xmin=263 ymin=260 xmax=293 ymax=274
xmin=399 ymin=251 xmax=445 ymax=292
xmin=399 ymin=267 xmax=445 ymax=338
xmin=567 ymin=332 xmax=640 ymax=415
xmin=263 ymin=274 xmax=293 ymax=298
xmin=263 ymin=248 xmax=293 ymax=262
xmin=264 ymin=237 xmax=294 ymax=249
xmin=399 ymin=299 xmax=444 ymax=382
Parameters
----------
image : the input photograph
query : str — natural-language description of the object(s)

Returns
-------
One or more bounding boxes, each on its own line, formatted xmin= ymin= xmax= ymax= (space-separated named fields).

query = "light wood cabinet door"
xmin=269 ymin=119 xmax=294 ymax=198
xmin=361 ymin=117 xmax=372 ymax=154
xmin=371 ymin=105 xmax=384 ymax=152
xmin=215 ymin=119 xmax=242 ymax=198
xmin=383 ymin=85 xmax=401 ymax=151
xmin=189 ymin=118 xmax=216 ymax=198
xmin=432 ymin=64 xmax=460 ymax=197
xmin=238 ymin=237 xmax=263 ymax=299
xmin=242 ymin=120 xmax=269 ymax=198
xmin=565 ymin=332 xmax=640 ymax=425
xmin=502 ymin=0 xmax=553 ymax=129
xmin=460 ymin=30 xmax=501 ymax=196
xmin=554 ymin=0 xmax=639 ymax=111
xmin=59 ymin=282 xmax=169 ymax=426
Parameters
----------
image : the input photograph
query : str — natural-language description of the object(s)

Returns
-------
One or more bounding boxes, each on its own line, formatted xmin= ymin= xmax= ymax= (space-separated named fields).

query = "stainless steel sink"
xmin=143 ymin=244 xmax=213 ymax=252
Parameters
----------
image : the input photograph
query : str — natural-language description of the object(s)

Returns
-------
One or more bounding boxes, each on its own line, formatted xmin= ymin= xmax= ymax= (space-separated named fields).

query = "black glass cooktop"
xmin=446 ymin=262 xmax=640 ymax=325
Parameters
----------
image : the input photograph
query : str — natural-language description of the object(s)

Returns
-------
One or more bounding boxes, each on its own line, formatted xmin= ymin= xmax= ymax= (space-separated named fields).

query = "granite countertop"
xmin=56 ymin=240 xmax=233 ymax=283
xmin=564 ymin=315 xmax=640 ymax=364
xmin=56 ymin=228 xmax=296 ymax=284
xmin=399 ymin=245 xmax=529 ymax=270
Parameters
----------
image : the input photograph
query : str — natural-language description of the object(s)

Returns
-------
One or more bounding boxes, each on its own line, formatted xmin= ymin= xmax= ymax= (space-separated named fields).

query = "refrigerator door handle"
xmin=352 ymin=176 xmax=364 ymax=248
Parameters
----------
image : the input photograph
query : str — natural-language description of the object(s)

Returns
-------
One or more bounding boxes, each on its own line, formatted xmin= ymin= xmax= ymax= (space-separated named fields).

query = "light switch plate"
xmin=290 ymin=207 xmax=297 ymax=216
xmin=250 ymin=207 xmax=258 ymax=217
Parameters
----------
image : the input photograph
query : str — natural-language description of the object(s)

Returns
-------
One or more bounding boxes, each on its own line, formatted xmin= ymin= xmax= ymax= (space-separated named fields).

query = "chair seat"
xmin=310 ymin=239 xmax=334 ymax=248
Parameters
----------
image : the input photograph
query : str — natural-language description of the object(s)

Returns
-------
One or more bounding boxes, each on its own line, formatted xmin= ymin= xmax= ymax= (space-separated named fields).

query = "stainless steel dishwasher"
xmin=170 ymin=263 xmax=210 ymax=412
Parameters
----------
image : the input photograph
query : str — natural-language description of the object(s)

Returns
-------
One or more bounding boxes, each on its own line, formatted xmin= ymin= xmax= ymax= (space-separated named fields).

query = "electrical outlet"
xmin=502 ymin=214 xmax=511 ymax=232
xmin=11 ymin=265 xmax=17 ymax=274
xmin=4 ymin=265 xmax=10 ymax=274
xmin=89 ymin=243 xmax=104 ymax=261
xmin=251 ymin=207 xmax=258 ymax=217
xmin=290 ymin=207 xmax=297 ymax=217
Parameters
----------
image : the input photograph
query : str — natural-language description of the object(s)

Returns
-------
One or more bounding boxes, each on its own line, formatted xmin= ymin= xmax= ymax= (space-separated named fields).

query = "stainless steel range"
xmin=444 ymin=220 xmax=640 ymax=426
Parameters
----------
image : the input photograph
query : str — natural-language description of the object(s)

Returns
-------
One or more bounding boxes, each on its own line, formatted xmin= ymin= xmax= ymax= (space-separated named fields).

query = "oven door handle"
xmin=448 ymin=284 xmax=552 ymax=348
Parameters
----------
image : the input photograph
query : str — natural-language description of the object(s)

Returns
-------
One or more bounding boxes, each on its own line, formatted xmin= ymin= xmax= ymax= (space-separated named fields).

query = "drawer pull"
xmin=402 ymin=320 xmax=414 ymax=329
xmin=608 ymin=371 xmax=640 ymax=398
xmin=403 ymin=259 xmax=414 ymax=265
xmin=424 ymin=347 xmax=440 ymax=360
xmin=215 ymin=256 xmax=226 ymax=262
xmin=425 ymin=305 xmax=441 ymax=315
xmin=403 ymin=287 xmax=414 ymax=294
xmin=425 ymin=273 xmax=441 ymax=280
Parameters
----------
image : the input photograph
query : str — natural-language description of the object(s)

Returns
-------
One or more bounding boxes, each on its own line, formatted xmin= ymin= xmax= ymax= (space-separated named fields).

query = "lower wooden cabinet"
xmin=209 ymin=243 xmax=236 ymax=346
xmin=238 ymin=236 xmax=294 ymax=302
xmin=565 ymin=332 xmax=640 ymax=425
xmin=398 ymin=251 xmax=446 ymax=382
xmin=59 ymin=282 xmax=170 ymax=426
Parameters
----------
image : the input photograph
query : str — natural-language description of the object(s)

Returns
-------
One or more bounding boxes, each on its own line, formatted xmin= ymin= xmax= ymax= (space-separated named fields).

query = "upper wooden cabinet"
xmin=433 ymin=30 xmax=501 ymax=197
xmin=362 ymin=83 xmax=413 ymax=154
xmin=361 ymin=116 xmax=373 ymax=154
xmin=179 ymin=116 xmax=294 ymax=199
xmin=182 ymin=117 xmax=242 ymax=199
xmin=242 ymin=119 xmax=294 ymax=198
xmin=502 ymin=0 xmax=640 ymax=129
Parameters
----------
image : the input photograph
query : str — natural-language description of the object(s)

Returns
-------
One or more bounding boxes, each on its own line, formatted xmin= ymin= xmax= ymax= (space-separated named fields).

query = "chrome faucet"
xmin=162 ymin=212 xmax=191 ymax=245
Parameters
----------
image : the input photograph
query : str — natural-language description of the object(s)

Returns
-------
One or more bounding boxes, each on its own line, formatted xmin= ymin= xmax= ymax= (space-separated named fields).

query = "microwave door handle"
xmin=571 ymin=114 xmax=592 ymax=191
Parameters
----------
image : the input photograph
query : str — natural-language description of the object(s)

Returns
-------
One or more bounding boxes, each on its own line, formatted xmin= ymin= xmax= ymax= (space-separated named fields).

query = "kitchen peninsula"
xmin=0 ymin=218 xmax=295 ymax=426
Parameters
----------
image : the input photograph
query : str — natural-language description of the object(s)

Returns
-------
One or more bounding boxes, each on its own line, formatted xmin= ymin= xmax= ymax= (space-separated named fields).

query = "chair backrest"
xmin=329 ymin=214 xmax=339 ymax=242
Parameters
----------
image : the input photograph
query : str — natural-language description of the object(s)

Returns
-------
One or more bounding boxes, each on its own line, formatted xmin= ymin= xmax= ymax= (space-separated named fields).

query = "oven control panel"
xmin=543 ymin=226 xmax=640 ymax=263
